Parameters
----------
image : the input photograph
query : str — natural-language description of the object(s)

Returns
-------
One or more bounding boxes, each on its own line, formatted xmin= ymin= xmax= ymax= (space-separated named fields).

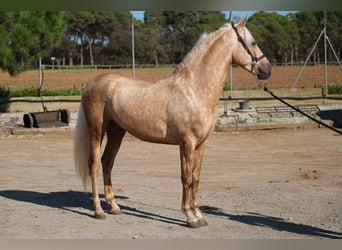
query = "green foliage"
xmin=42 ymin=88 xmax=81 ymax=96
xmin=0 ymin=86 xmax=81 ymax=97
xmin=234 ymin=115 xmax=247 ymax=124
xmin=64 ymin=11 xmax=132 ymax=66
xmin=223 ymin=85 xmax=230 ymax=91
xmin=328 ymin=84 xmax=342 ymax=95
xmin=9 ymin=86 xmax=38 ymax=97
xmin=245 ymin=11 xmax=342 ymax=65
xmin=1 ymin=10 xmax=342 ymax=78
xmin=0 ymin=86 xmax=10 ymax=98
xmin=63 ymin=11 xmax=227 ymax=66
xmin=0 ymin=11 xmax=66 ymax=76
xmin=144 ymin=11 xmax=227 ymax=64
xmin=61 ymin=10 xmax=342 ymax=67
xmin=247 ymin=11 xmax=300 ymax=64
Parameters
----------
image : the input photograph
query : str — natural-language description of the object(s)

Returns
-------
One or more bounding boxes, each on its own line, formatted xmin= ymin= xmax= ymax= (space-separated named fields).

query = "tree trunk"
xmin=76 ymin=29 xmax=94 ymax=66
xmin=316 ymin=49 xmax=320 ymax=65
xmin=154 ymin=50 xmax=159 ymax=66
xmin=56 ymin=58 xmax=61 ymax=69
xmin=80 ymin=46 xmax=83 ymax=67
xmin=82 ymin=32 xmax=94 ymax=66
xmin=284 ymin=51 xmax=287 ymax=66
xmin=69 ymin=52 xmax=73 ymax=66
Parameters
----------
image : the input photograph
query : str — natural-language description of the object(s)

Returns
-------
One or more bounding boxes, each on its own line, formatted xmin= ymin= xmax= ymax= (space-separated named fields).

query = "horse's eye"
xmin=251 ymin=41 xmax=257 ymax=46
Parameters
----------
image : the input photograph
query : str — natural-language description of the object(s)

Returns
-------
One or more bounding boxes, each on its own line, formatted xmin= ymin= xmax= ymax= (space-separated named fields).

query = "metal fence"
xmin=43 ymin=64 xmax=176 ymax=70
xmin=42 ymin=61 xmax=342 ymax=70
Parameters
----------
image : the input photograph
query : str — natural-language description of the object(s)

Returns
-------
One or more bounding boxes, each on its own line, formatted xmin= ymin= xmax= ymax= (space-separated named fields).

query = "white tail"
xmin=74 ymin=104 xmax=90 ymax=191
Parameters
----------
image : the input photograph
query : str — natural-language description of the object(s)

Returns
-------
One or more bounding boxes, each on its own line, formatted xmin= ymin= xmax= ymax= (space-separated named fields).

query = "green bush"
xmin=0 ymin=86 xmax=10 ymax=98
xmin=328 ymin=84 xmax=342 ymax=95
xmin=10 ymin=87 xmax=38 ymax=97
xmin=0 ymin=86 xmax=81 ymax=97
xmin=42 ymin=88 xmax=81 ymax=96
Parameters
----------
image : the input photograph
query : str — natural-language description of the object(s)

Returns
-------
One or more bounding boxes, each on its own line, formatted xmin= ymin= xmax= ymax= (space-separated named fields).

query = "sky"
xmin=131 ymin=11 xmax=293 ymax=21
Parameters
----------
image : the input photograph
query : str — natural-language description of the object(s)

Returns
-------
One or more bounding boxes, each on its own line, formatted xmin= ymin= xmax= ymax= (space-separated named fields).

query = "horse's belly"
xmin=111 ymin=85 xmax=178 ymax=143
xmin=112 ymin=105 xmax=176 ymax=144
xmin=128 ymin=128 xmax=177 ymax=145
xmin=124 ymin=117 xmax=176 ymax=144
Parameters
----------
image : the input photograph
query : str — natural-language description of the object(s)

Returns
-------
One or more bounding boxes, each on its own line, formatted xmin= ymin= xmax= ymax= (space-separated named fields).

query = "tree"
xmin=64 ymin=11 xmax=96 ymax=66
xmin=248 ymin=11 xmax=300 ymax=65
xmin=325 ymin=11 xmax=342 ymax=62
xmin=294 ymin=11 xmax=321 ymax=64
xmin=144 ymin=11 xmax=227 ymax=64
xmin=283 ymin=13 xmax=301 ymax=65
xmin=134 ymin=24 xmax=167 ymax=65
xmin=48 ymin=11 xmax=342 ymax=67
xmin=63 ymin=11 xmax=132 ymax=66
xmin=0 ymin=11 xmax=66 ymax=76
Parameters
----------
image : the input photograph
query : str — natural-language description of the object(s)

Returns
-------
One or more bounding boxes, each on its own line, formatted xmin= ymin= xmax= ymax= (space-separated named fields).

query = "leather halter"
xmin=232 ymin=25 xmax=265 ymax=70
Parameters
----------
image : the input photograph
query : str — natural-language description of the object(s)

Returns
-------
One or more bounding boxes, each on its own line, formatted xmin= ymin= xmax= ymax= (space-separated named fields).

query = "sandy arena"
xmin=0 ymin=127 xmax=341 ymax=239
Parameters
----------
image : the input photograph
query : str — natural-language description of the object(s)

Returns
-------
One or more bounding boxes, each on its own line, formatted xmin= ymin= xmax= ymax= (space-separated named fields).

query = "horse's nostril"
xmin=257 ymin=66 xmax=271 ymax=80
xmin=257 ymin=71 xmax=271 ymax=80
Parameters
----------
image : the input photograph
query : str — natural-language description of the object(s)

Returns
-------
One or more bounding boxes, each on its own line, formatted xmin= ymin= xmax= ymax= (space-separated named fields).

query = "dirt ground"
xmin=0 ymin=127 xmax=341 ymax=239
xmin=1 ymin=65 xmax=341 ymax=91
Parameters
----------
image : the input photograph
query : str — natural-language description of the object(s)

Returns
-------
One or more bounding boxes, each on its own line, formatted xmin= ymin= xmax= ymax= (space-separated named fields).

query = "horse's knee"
xmin=181 ymin=176 xmax=193 ymax=188
xmin=101 ymin=159 xmax=112 ymax=173
xmin=88 ymin=163 xmax=99 ymax=177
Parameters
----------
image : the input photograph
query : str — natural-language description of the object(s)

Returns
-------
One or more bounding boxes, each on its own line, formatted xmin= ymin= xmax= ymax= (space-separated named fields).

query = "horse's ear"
xmin=237 ymin=18 xmax=247 ymax=27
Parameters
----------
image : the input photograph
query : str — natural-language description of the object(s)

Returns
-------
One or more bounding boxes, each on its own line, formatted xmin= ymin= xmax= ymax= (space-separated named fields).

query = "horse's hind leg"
xmin=88 ymin=127 xmax=106 ymax=219
xmin=101 ymin=122 xmax=126 ymax=215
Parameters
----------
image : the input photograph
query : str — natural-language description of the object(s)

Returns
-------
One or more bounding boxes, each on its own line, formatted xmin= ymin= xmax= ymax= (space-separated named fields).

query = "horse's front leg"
xmin=191 ymin=141 xmax=208 ymax=226
xmin=180 ymin=141 xmax=203 ymax=228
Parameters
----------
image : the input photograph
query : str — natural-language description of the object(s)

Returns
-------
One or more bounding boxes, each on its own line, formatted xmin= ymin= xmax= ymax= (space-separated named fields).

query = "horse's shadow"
xmin=0 ymin=189 xmax=186 ymax=227
xmin=2 ymin=190 xmax=341 ymax=238
xmin=200 ymin=205 xmax=342 ymax=239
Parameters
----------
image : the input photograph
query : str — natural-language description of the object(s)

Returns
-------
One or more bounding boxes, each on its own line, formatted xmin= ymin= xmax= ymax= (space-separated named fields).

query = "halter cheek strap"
xmin=232 ymin=25 xmax=265 ymax=69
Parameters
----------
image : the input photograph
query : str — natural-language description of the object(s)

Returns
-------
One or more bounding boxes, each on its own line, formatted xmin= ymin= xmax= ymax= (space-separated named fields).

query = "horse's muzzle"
xmin=256 ymin=64 xmax=272 ymax=80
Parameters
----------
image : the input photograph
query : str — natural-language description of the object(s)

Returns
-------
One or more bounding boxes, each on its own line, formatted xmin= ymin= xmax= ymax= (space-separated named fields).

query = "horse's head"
xmin=231 ymin=20 xmax=272 ymax=80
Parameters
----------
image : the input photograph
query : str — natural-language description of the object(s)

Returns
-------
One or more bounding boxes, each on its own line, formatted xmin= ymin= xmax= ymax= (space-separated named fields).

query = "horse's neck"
xmin=173 ymin=25 xmax=234 ymax=107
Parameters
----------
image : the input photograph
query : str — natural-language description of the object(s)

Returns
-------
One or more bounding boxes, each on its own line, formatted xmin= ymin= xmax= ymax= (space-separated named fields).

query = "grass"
xmin=234 ymin=115 xmax=247 ymax=124
xmin=0 ymin=86 xmax=81 ymax=98
xmin=328 ymin=84 xmax=342 ymax=95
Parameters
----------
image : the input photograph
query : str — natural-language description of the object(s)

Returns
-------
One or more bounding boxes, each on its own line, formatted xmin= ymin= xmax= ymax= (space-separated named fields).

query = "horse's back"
xmin=84 ymin=72 xmax=151 ymax=94
xmin=82 ymin=72 xmax=152 ymax=110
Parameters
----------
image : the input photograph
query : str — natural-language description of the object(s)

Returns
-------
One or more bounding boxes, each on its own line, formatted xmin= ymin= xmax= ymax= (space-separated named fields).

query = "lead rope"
xmin=262 ymin=85 xmax=342 ymax=135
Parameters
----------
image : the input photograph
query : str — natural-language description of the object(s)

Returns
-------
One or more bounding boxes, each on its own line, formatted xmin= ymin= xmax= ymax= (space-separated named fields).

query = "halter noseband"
xmin=232 ymin=25 xmax=265 ymax=70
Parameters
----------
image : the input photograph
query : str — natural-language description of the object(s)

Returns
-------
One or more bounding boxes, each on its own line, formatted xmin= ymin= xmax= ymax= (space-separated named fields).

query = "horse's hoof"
xmin=187 ymin=220 xmax=202 ymax=229
xmin=110 ymin=208 xmax=123 ymax=215
xmin=95 ymin=212 xmax=107 ymax=220
xmin=198 ymin=218 xmax=208 ymax=227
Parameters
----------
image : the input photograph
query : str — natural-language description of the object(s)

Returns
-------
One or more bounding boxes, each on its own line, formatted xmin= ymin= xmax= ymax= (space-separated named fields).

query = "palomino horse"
xmin=74 ymin=20 xmax=271 ymax=228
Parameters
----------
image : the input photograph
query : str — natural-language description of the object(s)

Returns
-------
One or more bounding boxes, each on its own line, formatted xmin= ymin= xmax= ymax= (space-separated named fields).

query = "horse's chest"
xmin=170 ymin=106 xmax=216 ymax=138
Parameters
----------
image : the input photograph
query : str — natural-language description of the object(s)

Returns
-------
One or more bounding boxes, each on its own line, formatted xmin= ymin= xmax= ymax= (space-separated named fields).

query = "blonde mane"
xmin=173 ymin=23 xmax=232 ymax=73
xmin=243 ymin=27 xmax=254 ymax=46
